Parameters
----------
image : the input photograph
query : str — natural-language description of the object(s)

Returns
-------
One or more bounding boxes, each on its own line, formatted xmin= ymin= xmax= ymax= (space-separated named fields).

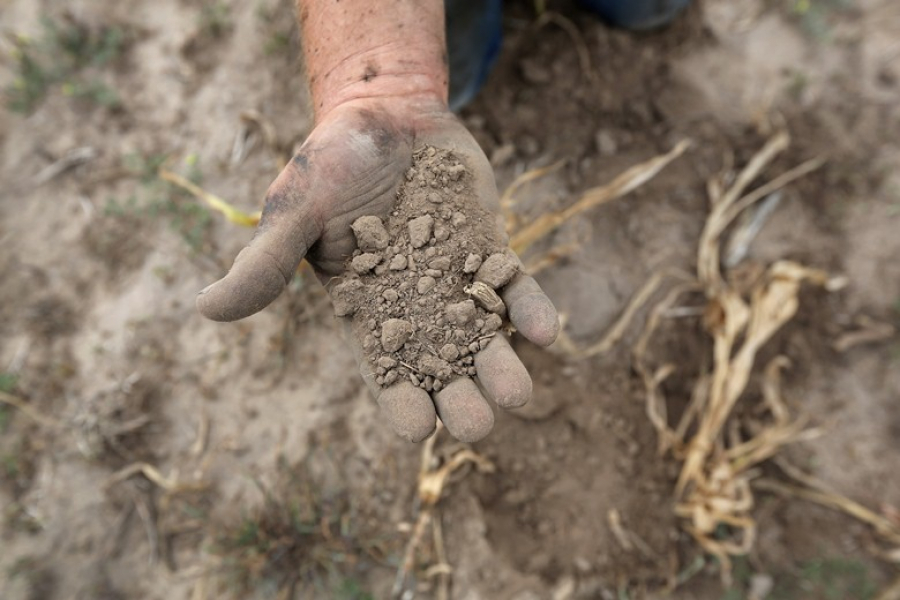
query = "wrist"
xmin=298 ymin=0 xmax=449 ymax=124
xmin=308 ymin=43 xmax=449 ymax=123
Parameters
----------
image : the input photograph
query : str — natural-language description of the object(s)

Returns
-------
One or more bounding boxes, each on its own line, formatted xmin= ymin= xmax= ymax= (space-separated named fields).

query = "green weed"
xmin=212 ymin=456 xmax=388 ymax=598
xmin=199 ymin=1 xmax=233 ymax=38
xmin=0 ymin=373 xmax=17 ymax=433
xmin=787 ymin=0 xmax=855 ymax=42
xmin=256 ymin=1 xmax=296 ymax=58
xmin=105 ymin=154 xmax=213 ymax=253
xmin=5 ymin=16 xmax=128 ymax=113
xmin=721 ymin=556 xmax=877 ymax=600
xmin=6 ymin=556 xmax=56 ymax=600
xmin=771 ymin=557 xmax=876 ymax=600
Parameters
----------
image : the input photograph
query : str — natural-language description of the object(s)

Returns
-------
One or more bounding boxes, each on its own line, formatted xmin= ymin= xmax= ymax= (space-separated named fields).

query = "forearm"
xmin=296 ymin=0 xmax=449 ymax=121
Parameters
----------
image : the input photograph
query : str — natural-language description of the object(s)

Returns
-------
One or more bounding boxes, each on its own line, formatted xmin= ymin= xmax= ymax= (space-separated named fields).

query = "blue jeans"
xmin=447 ymin=0 xmax=692 ymax=110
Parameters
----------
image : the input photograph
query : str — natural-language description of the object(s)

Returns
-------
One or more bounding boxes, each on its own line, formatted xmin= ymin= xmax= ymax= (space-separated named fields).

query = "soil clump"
xmin=330 ymin=146 xmax=517 ymax=392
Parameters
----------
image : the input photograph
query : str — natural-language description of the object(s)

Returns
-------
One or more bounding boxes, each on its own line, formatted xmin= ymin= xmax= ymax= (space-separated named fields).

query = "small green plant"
xmin=788 ymin=0 xmax=854 ymax=42
xmin=105 ymin=153 xmax=213 ymax=253
xmin=212 ymin=456 xmax=388 ymax=598
xmin=768 ymin=557 xmax=877 ymax=600
xmin=0 ymin=373 xmax=18 ymax=433
xmin=199 ymin=1 xmax=233 ymax=38
xmin=5 ymin=16 xmax=128 ymax=113
xmin=256 ymin=1 xmax=295 ymax=57
xmin=7 ymin=556 xmax=56 ymax=600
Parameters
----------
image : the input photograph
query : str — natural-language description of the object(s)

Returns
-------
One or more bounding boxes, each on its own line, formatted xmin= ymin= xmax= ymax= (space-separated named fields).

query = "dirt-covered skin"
xmin=196 ymin=100 xmax=560 ymax=443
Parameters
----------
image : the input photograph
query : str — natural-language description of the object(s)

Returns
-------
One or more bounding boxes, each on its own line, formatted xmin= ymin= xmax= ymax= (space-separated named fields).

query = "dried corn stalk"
xmin=631 ymin=132 xmax=841 ymax=581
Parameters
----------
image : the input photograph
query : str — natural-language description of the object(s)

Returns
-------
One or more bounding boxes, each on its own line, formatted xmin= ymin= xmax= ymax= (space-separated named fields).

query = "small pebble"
xmin=389 ymin=254 xmax=408 ymax=270
xmin=417 ymin=276 xmax=436 ymax=294
xmin=408 ymin=215 xmax=434 ymax=248
xmin=350 ymin=216 xmax=389 ymax=252
xmin=425 ymin=269 xmax=443 ymax=278
xmin=464 ymin=253 xmax=483 ymax=274
xmin=330 ymin=278 xmax=363 ymax=317
xmin=351 ymin=253 xmax=381 ymax=274
xmin=433 ymin=223 xmax=450 ymax=242
xmin=383 ymin=289 xmax=399 ymax=302
xmin=381 ymin=319 xmax=414 ymax=352
xmin=429 ymin=256 xmax=452 ymax=271
xmin=475 ymin=253 xmax=518 ymax=288
xmin=427 ymin=192 xmax=443 ymax=203
xmin=451 ymin=212 xmax=467 ymax=227
xmin=363 ymin=334 xmax=377 ymax=351
xmin=377 ymin=356 xmax=397 ymax=369
xmin=482 ymin=313 xmax=503 ymax=332
xmin=433 ymin=380 xmax=443 ymax=392
xmin=439 ymin=343 xmax=460 ymax=362
xmin=445 ymin=300 xmax=477 ymax=325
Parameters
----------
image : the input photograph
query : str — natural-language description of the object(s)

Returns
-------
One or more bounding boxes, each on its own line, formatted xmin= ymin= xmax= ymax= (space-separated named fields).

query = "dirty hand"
xmin=196 ymin=97 xmax=559 ymax=442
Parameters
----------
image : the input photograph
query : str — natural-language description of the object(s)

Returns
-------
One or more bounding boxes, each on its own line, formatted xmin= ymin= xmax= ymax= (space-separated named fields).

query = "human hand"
xmin=197 ymin=97 xmax=559 ymax=443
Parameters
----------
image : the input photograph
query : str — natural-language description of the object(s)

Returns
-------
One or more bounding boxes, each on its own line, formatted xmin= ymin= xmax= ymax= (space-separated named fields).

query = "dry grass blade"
xmin=0 ymin=390 xmax=62 ymax=428
xmin=499 ymin=159 xmax=565 ymax=217
xmin=698 ymin=131 xmax=789 ymax=288
xmin=832 ymin=316 xmax=897 ymax=352
xmin=523 ymin=241 xmax=581 ymax=276
xmin=566 ymin=268 xmax=697 ymax=359
xmin=34 ymin=146 xmax=97 ymax=185
xmin=754 ymin=478 xmax=900 ymax=546
xmin=773 ymin=459 xmax=900 ymax=545
xmin=392 ymin=424 xmax=495 ymax=599
xmin=158 ymin=168 xmax=261 ymax=227
xmin=721 ymin=155 xmax=826 ymax=229
xmin=632 ymin=282 xmax=702 ymax=453
xmin=535 ymin=12 xmax=597 ymax=89
xmin=509 ymin=139 xmax=691 ymax=256
xmin=106 ymin=462 xmax=208 ymax=493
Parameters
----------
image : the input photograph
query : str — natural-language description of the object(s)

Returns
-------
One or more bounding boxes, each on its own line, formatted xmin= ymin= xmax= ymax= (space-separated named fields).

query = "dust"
xmin=330 ymin=145 xmax=518 ymax=391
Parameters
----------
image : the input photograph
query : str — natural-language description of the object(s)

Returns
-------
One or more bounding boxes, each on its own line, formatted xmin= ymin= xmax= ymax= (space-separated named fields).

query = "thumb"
xmin=197 ymin=168 xmax=322 ymax=321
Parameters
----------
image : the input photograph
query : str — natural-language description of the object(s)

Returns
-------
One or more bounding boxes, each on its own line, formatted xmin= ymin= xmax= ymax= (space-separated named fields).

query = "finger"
xmin=474 ymin=336 xmax=532 ymax=409
xmin=501 ymin=274 xmax=560 ymax=347
xmin=343 ymin=318 xmax=436 ymax=443
xmin=432 ymin=378 xmax=494 ymax=443
xmin=197 ymin=169 xmax=321 ymax=322
xmin=377 ymin=382 xmax=437 ymax=443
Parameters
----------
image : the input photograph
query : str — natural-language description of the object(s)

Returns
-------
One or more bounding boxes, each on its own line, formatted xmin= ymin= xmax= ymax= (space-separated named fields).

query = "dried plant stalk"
xmin=159 ymin=168 xmax=261 ymax=227
xmin=509 ymin=140 xmax=691 ymax=256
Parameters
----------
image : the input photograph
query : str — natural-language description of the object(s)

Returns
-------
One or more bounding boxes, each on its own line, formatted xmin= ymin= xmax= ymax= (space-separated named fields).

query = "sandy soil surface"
xmin=1 ymin=0 xmax=899 ymax=599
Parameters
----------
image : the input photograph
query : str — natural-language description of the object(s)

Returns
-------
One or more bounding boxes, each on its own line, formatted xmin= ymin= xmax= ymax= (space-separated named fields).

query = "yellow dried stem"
xmin=509 ymin=140 xmax=691 ymax=256
xmin=159 ymin=168 xmax=261 ymax=227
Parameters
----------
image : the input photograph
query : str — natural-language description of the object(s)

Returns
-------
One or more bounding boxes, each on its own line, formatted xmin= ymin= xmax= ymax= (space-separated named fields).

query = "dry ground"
xmin=1 ymin=0 xmax=899 ymax=599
